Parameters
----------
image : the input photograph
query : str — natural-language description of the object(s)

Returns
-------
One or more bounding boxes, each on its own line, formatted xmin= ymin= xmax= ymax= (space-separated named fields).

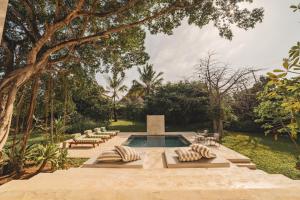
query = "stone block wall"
xmin=147 ymin=115 xmax=165 ymax=135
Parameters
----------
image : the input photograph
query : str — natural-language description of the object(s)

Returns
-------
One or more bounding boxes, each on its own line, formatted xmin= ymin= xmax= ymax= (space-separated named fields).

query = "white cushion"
xmin=175 ymin=148 xmax=202 ymax=162
xmin=190 ymin=144 xmax=216 ymax=158
xmin=97 ymin=150 xmax=122 ymax=162
xmin=115 ymin=146 xmax=141 ymax=162
xmin=84 ymin=130 xmax=93 ymax=134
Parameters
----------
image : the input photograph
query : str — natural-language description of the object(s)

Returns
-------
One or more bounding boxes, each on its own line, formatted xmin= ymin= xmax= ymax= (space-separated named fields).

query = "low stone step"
xmin=0 ymin=180 xmax=27 ymax=190
xmin=236 ymin=162 xmax=256 ymax=170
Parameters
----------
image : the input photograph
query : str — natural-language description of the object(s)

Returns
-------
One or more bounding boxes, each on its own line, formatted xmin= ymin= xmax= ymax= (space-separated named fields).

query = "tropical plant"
xmin=132 ymin=64 xmax=164 ymax=98
xmin=106 ymin=71 xmax=128 ymax=121
xmin=29 ymin=143 xmax=70 ymax=173
xmin=3 ymin=145 xmax=35 ymax=175
xmin=54 ymin=117 xmax=66 ymax=143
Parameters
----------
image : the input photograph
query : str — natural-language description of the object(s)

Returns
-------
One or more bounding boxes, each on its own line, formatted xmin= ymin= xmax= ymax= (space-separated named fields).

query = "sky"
xmin=97 ymin=0 xmax=300 ymax=89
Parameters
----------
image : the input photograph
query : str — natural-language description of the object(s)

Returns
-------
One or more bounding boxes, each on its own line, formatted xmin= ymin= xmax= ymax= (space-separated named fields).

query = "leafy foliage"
xmin=256 ymin=6 xmax=300 ymax=140
xmin=229 ymin=77 xmax=267 ymax=132
xmin=29 ymin=143 xmax=70 ymax=172
xmin=145 ymin=81 xmax=209 ymax=126
xmin=132 ymin=64 xmax=164 ymax=97
xmin=105 ymin=71 xmax=128 ymax=121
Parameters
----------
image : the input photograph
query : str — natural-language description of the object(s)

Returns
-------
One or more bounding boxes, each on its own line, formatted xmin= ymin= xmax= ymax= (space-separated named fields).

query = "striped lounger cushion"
xmin=190 ymin=144 xmax=216 ymax=158
xmin=84 ymin=130 xmax=93 ymax=134
xmin=74 ymin=137 xmax=100 ymax=143
xmin=174 ymin=148 xmax=202 ymax=162
xmin=86 ymin=133 xmax=107 ymax=140
xmin=97 ymin=150 xmax=122 ymax=162
xmin=115 ymin=146 xmax=141 ymax=162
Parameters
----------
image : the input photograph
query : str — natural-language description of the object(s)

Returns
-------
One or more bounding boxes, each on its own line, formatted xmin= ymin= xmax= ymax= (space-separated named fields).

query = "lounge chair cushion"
xmin=72 ymin=133 xmax=82 ymax=139
xmin=89 ymin=134 xmax=110 ymax=139
xmin=100 ymin=127 xmax=107 ymax=132
xmin=190 ymin=144 xmax=216 ymax=158
xmin=97 ymin=150 xmax=122 ymax=162
xmin=94 ymin=128 xmax=101 ymax=133
xmin=174 ymin=148 xmax=202 ymax=162
xmin=84 ymin=130 xmax=93 ymax=134
xmin=115 ymin=146 xmax=141 ymax=162
xmin=74 ymin=137 xmax=100 ymax=143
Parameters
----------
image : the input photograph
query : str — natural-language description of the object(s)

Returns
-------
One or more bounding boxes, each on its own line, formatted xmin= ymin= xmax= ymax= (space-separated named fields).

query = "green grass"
xmin=109 ymin=120 xmax=146 ymax=132
xmin=109 ymin=119 xmax=209 ymax=132
xmin=4 ymin=134 xmax=74 ymax=149
xmin=223 ymin=131 xmax=300 ymax=180
xmin=68 ymin=158 xmax=88 ymax=168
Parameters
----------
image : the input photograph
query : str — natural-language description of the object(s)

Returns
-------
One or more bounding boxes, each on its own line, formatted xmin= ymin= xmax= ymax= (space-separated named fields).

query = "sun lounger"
xmin=94 ymin=128 xmax=117 ymax=137
xmin=100 ymin=127 xmax=119 ymax=135
xmin=82 ymin=152 xmax=145 ymax=168
xmin=69 ymin=137 xmax=102 ymax=148
xmin=85 ymin=132 xmax=111 ymax=140
xmin=164 ymin=149 xmax=230 ymax=168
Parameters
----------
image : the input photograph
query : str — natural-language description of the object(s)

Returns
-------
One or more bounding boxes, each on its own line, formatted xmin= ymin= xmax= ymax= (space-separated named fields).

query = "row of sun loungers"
xmin=69 ymin=127 xmax=119 ymax=148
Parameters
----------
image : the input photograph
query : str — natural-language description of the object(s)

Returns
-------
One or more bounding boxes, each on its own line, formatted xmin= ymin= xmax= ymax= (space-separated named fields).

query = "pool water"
xmin=123 ymin=135 xmax=191 ymax=147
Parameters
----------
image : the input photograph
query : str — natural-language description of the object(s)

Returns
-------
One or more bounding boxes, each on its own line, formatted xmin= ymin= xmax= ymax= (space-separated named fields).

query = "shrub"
xmin=228 ymin=120 xmax=263 ymax=133
xmin=66 ymin=116 xmax=109 ymax=133
xmin=144 ymin=81 xmax=210 ymax=126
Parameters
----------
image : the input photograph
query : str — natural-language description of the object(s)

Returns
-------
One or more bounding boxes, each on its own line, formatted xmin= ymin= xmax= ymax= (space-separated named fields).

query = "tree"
xmin=105 ymin=71 xmax=127 ymax=122
xmin=0 ymin=0 xmax=264 ymax=150
xmin=230 ymin=76 xmax=267 ymax=132
xmin=196 ymin=52 xmax=251 ymax=138
xmin=133 ymin=64 xmax=164 ymax=97
xmin=255 ymin=4 xmax=300 ymax=151
xmin=145 ymin=81 xmax=209 ymax=126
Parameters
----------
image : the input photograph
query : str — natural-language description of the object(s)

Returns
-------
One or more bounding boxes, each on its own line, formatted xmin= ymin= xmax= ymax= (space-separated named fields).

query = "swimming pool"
xmin=123 ymin=135 xmax=191 ymax=147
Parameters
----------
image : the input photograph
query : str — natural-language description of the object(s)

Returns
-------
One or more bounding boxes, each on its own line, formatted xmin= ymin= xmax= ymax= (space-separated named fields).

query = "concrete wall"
xmin=0 ymin=0 xmax=8 ymax=43
xmin=147 ymin=115 xmax=165 ymax=135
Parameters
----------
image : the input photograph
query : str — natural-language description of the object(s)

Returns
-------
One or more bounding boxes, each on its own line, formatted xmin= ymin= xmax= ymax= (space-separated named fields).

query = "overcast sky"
xmin=97 ymin=0 xmax=300 ymax=89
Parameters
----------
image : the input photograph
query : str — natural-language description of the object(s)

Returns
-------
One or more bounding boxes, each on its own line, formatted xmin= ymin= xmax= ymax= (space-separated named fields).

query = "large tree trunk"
xmin=212 ymin=119 xmax=218 ymax=133
xmin=0 ymin=84 xmax=18 ymax=150
xmin=217 ymin=119 xmax=224 ymax=138
xmin=50 ymin=76 xmax=54 ymax=143
xmin=113 ymin=97 xmax=117 ymax=122
xmin=44 ymin=76 xmax=50 ymax=136
xmin=20 ymin=78 xmax=40 ymax=152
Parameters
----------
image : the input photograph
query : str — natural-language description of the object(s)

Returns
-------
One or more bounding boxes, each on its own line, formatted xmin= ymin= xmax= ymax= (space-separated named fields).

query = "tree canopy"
xmin=0 ymin=0 xmax=264 ymax=150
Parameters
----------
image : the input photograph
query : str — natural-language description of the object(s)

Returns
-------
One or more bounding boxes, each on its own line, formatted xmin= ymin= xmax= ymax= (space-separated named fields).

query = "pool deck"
xmin=1 ymin=132 xmax=300 ymax=200
xmin=67 ymin=132 xmax=249 ymax=165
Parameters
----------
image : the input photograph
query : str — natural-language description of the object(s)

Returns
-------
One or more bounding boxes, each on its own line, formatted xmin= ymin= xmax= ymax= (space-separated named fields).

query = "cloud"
xmin=97 ymin=0 xmax=300 ymax=88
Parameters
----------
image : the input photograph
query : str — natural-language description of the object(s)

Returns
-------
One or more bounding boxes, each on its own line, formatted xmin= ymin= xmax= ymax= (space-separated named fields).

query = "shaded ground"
xmin=0 ymin=157 xmax=87 ymax=186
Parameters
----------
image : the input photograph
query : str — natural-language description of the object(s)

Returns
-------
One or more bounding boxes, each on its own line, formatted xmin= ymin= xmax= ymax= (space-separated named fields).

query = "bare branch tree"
xmin=196 ymin=52 xmax=252 ymax=138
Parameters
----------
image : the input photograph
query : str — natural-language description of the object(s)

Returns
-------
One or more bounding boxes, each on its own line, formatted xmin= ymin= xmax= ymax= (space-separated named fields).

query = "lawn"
xmin=109 ymin=120 xmax=146 ymax=132
xmin=108 ymin=119 xmax=209 ymax=132
xmin=4 ymin=134 xmax=74 ymax=148
xmin=223 ymin=131 xmax=300 ymax=180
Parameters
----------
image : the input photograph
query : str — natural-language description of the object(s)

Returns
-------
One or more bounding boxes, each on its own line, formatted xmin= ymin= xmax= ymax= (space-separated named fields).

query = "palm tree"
xmin=106 ymin=71 xmax=127 ymax=122
xmin=133 ymin=64 xmax=163 ymax=97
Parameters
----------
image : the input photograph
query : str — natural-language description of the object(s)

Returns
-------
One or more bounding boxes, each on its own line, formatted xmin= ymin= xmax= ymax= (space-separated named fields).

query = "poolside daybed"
xmin=164 ymin=149 xmax=230 ymax=168
xmin=82 ymin=152 xmax=145 ymax=168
